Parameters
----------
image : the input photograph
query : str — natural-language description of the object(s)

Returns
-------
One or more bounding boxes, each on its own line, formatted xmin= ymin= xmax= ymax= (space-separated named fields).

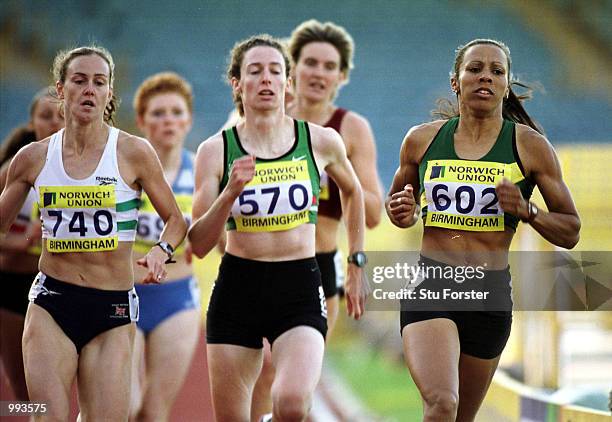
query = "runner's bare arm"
xmin=189 ymin=136 xmax=255 ymax=258
xmin=315 ymin=125 xmax=367 ymax=319
xmin=129 ymin=136 xmax=187 ymax=250
xmin=497 ymin=126 xmax=580 ymax=248
xmin=0 ymin=142 xmax=45 ymax=238
xmin=343 ymin=112 xmax=383 ymax=228
xmin=124 ymin=135 xmax=187 ymax=282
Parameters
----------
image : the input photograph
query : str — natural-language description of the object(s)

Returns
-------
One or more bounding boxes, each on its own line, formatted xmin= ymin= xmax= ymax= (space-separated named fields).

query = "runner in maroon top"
xmin=318 ymin=107 xmax=347 ymax=220
xmin=287 ymin=19 xmax=383 ymax=336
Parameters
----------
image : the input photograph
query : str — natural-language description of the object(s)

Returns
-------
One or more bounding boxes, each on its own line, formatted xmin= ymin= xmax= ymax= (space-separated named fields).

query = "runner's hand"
xmin=387 ymin=184 xmax=418 ymax=228
xmin=225 ymin=155 xmax=256 ymax=199
xmin=345 ymin=265 xmax=370 ymax=320
xmin=137 ymin=246 xmax=168 ymax=284
xmin=496 ymin=178 xmax=529 ymax=220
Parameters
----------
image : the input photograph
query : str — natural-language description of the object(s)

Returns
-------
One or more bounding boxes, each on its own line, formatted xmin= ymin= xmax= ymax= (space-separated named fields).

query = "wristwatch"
xmin=347 ymin=251 xmax=368 ymax=268
xmin=528 ymin=202 xmax=539 ymax=223
xmin=520 ymin=201 xmax=539 ymax=224
xmin=155 ymin=241 xmax=176 ymax=264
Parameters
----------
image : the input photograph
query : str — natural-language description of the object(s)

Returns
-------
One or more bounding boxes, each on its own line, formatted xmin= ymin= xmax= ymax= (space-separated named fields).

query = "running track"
xmin=1 ymin=332 xmax=353 ymax=421
xmin=0 ymin=331 xmax=214 ymax=421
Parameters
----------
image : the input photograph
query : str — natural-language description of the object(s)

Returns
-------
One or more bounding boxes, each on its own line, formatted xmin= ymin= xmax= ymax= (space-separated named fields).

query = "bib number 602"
xmin=431 ymin=184 xmax=498 ymax=215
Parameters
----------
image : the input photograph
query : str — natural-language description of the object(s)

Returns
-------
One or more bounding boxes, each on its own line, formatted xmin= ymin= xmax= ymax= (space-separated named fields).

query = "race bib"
xmin=39 ymin=185 xmax=118 ymax=252
xmin=422 ymin=160 xmax=511 ymax=231
xmin=231 ymin=160 xmax=315 ymax=232
xmin=134 ymin=193 xmax=192 ymax=254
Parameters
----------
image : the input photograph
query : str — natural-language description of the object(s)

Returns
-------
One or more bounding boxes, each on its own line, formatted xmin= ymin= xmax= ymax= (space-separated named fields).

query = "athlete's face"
xmin=294 ymin=42 xmax=345 ymax=104
xmin=138 ymin=92 xmax=192 ymax=150
xmin=57 ymin=54 xmax=112 ymax=124
xmin=452 ymin=44 xmax=509 ymax=115
xmin=234 ymin=46 xmax=289 ymax=114
xmin=31 ymin=96 xmax=64 ymax=140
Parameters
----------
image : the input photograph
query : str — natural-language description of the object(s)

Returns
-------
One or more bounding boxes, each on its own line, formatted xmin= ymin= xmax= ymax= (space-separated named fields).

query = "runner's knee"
xmin=272 ymin=389 xmax=311 ymax=422
xmin=422 ymin=388 xmax=458 ymax=420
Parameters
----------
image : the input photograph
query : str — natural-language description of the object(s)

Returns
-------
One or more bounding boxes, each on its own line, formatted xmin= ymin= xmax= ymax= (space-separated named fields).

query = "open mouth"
xmin=258 ymin=89 xmax=275 ymax=97
xmin=81 ymin=100 xmax=95 ymax=107
xmin=474 ymin=88 xmax=494 ymax=96
xmin=309 ymin=81 xmax=326 ymax=91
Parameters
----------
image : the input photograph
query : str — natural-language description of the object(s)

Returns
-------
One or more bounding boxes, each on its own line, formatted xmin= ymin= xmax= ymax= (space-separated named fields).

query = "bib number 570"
xmin=238 ymin=185 xmax=309 ymax=216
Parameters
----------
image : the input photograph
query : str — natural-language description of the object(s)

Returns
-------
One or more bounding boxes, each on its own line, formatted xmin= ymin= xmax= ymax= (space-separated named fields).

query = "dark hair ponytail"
xmin=433 ymin=38 xmax=543 ymax=134
xmin=502 ymin=82 xmax=543 ymax=134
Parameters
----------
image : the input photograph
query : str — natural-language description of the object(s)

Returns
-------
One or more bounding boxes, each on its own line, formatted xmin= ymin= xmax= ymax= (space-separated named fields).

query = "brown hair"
xmin=52 ymin=44 xmax=119 ymax=124
xmin=288 ymin=19 xmax=354 ymax=79
xmin=226 ymin=34 xmax=290 ymax=116
xmin=133 ymin=72 xmax=194 ymax=119
xmin=0 ymin=127 xmax=36 ymax=167
xmin=434 ymin=38 xmax=543 ymax=133
xmin=0 ymin=88 xmax=57 ymax=166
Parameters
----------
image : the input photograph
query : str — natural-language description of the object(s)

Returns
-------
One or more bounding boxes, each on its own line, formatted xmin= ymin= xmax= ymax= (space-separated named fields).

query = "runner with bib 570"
xmin=188 ymin=34 xmax=368 ymax=422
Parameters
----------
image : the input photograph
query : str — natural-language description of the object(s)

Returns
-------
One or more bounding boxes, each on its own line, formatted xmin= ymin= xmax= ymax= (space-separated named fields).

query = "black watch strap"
xmin=155 ymin=241 xmax=176 ymax=264
xmin=347 ymin=251 xmax=368 ymax=268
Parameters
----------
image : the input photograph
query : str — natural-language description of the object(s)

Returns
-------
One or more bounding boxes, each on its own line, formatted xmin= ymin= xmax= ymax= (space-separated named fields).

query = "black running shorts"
xmin=207 ymin=253 xmax=328 ymax=348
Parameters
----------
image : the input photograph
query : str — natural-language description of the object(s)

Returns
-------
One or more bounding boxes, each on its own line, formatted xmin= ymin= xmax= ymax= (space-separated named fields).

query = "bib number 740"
xmin=47 ymin=210 xmax=114 ymax=237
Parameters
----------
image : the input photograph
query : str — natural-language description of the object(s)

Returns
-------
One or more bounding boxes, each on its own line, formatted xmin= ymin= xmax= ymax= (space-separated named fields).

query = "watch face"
xmin=157 ymin=242 xmax=174 ymax=255
xmin=350 ymin=252 xmax=367 ymax=267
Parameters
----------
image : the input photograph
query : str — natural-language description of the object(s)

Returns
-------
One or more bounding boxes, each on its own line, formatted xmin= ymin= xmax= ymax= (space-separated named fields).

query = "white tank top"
xmin=34 ymin=128 xmax=140 ymax=253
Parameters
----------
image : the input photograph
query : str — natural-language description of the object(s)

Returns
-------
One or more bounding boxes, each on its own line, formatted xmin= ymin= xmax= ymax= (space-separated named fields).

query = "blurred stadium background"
xmin=1 ymin=0 xmax=610 ymax=421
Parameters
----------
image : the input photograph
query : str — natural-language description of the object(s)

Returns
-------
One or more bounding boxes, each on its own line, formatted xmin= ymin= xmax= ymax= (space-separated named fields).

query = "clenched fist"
xmin=226 ymin=155 xmax=256 ymax=199
xmin=496 ymin=178 xmax=529 ymax=220
xmin=387 ymin=184 xmax=419 ymax=228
